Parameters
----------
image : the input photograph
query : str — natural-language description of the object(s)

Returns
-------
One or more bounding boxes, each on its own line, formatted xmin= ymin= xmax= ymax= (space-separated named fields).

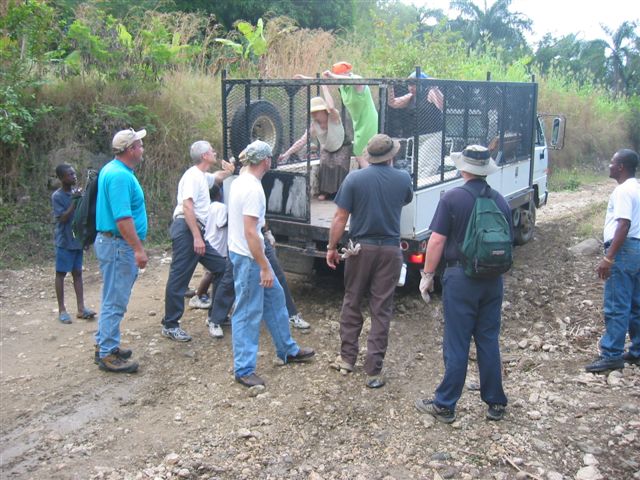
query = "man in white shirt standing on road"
xmin=586 ymin=148 xmax=640 ymax=372
xmin=227 ymin=140 xmax=315 ymax=388
xmin=161 ymin=140 xmax=233 ymax=342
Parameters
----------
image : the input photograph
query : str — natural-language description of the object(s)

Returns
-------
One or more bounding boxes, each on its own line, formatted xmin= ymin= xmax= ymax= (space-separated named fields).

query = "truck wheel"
xmin=230 ymin=100 xmax=283 ymax=160
xmin=513 ymin=202 xmax=536 ymax=245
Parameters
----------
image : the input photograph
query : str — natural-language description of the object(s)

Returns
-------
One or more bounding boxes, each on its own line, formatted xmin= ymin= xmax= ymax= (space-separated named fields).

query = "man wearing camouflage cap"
xmin=226 ymin=140 xmax=315 ymax=388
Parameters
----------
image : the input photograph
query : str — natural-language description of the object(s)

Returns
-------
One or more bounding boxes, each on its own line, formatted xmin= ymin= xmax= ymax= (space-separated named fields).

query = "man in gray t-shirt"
xmin=326 ymin=134 xmax=413 ymax=388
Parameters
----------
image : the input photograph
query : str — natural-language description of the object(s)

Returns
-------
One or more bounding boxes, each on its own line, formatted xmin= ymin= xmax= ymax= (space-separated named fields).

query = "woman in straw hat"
xmin=279 ymin=83 xmax=352 ymax=200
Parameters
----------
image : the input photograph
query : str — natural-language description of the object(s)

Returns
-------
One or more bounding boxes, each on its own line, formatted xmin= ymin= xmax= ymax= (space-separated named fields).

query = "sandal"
xmin=329 ymin=355 xmax=354 ymax=375
xmin=77 ymin=308 xmax=97 ymax=319
xmin=58 ymin=312 xmax=72 ymax=324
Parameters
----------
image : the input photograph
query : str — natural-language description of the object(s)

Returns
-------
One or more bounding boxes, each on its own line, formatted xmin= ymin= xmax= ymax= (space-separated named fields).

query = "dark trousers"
xmin=340 ymin=244 xmax=402 ymax=375
xmin=434 ymin=266 xmax=508 ymax=411
xmin=162 ymin=218 xmax=226 ymax=329
xmin=208 ymin=240 xmax=297 ymax=325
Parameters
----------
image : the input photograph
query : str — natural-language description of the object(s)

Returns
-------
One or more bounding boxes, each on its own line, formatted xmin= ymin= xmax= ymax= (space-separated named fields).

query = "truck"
xmin=220 ymin=70 xmax=565 ymax=280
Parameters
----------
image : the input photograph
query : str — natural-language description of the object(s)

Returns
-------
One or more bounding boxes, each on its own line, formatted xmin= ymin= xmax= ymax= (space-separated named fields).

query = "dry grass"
xmin=260 ymin=18 xmax=366 ymax=78
xmin=538 ymin=82 xmax=628 ymax=170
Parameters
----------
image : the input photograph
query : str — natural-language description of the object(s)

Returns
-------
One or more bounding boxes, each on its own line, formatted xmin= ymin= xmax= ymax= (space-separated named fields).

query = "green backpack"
xmin=458 ymin=183 xmax=513 ymax=278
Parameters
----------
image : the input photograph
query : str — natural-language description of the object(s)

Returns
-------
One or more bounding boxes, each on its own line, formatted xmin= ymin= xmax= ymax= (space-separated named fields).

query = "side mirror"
xmin=550 ymin=117 xmax=565 ymax=149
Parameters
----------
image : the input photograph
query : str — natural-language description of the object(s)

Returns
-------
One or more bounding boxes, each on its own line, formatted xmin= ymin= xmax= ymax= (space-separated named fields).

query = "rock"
xmin=431 ymin=452 xmax=451 ymax=461
xmin=621 ymin=403 xmax=640 ymax=414
xmin=148 ymin=311 xmax=157 ymax=317
xmin=575 ymin=465 xmax=603 ymax=480
xmin=518 ymin=339 xmax=528 ymax=349
xmin=165 ymin=453 xmax=179 ymax=465
xmin=237 ymin=428 xmax=253 ymax=438
xmin=583 ymin=454 xmax=599 ymax=466
xmin=528 ymin=410 xmax=542 ymax=420
xmin=248 ymin=385 xmax=266 ymax=397
xmin=308 ymin=472 xmax=323 ymax=480
xmin=546 ymin=472 xmax=563 ymax=480
xmin=177 ymin=468 xmax=190 ymax=478
xmin=515 ymin=472 xmax=529 ymax=480
xmin=576 ymin=443 xmax=604 ymax=455
xmin=568 ymin=238 xmax=601 ymax=256
xmin=608 ymin=370 xmax=624 ymax=385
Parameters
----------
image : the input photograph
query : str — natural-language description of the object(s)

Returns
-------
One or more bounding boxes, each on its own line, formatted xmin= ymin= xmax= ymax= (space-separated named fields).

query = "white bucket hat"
xmin=451 ymin=145 xmax=498 ymax=176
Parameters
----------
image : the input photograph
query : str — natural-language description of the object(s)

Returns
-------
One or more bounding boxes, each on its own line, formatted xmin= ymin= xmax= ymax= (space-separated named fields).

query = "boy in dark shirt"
xmin=51 ymin=164 xmax=96 ymax=324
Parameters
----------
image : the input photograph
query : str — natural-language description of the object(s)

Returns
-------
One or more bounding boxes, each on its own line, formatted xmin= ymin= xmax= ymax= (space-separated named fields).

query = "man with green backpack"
xmin=414 ymin=145 xmax=513 ymax=424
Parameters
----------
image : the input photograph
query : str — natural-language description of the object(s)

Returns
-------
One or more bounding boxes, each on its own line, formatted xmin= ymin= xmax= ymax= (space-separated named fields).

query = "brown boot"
xmin=94 ymin=345 xmax=133 ymax=364
xmin=98 ymin=354 xmax=139 ymax=373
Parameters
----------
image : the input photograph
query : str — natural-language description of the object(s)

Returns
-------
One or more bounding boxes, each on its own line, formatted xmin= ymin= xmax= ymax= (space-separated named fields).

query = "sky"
xmin=405 ymin=0 xmax=640 ymax=44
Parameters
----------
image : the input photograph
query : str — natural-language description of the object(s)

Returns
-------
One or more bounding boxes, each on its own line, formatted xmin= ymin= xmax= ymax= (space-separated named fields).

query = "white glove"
xmin=340 ymin=240 xmax=361 ymax=260
xmin=419 ymin=271 xmax=435 ymax=304
xmin=264 ymin=229 xmax=276 ymax=247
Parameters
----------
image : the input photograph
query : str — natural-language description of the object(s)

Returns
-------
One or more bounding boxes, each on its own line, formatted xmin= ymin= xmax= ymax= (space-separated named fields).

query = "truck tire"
xmin=513 ymin=202 xmax=536 ymax=245
xmin=230 ymin=100 xmax=283 ymax=160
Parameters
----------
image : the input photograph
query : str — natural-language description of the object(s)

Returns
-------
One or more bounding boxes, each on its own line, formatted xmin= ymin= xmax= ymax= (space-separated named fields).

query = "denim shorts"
xmin=55 ymin=247 xmax=83 ymax=273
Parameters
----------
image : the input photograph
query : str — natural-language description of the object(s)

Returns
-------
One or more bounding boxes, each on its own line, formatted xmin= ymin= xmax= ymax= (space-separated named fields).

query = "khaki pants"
xmin=339 ymin=244 xmax=403 ymax=375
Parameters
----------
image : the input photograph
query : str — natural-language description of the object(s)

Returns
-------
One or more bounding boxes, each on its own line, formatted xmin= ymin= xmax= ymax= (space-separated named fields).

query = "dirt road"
xmin=1 ymin=180 xmax=639 ymax=480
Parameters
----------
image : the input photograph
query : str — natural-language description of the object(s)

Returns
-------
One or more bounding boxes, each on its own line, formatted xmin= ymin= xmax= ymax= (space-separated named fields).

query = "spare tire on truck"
xmin=230 ymin=100 xmax=283 ymax=160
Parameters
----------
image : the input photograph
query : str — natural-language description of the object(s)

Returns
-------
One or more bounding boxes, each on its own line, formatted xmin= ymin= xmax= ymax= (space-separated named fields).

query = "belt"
xmin=446 ymin=260 xmax=462 ymax=268
xmin=353 ymin=237 xmax=400 ymax=247
xmin=99 ymin=231 xmax=122 ymax=238
xmin=604 ymin=237 xmax=640 ymax=249
xmin=174 ymin=215 xmax=205 ymax=230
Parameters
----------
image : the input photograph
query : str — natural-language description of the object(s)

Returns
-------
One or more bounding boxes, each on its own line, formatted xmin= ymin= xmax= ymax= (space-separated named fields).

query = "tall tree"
xmin=534 ymin=33 xmax=608 ymax=86
xmin=601 ymin=20 xmax=639 ymax=97
xmin=449 ymin=0 xmax=531 ymax=55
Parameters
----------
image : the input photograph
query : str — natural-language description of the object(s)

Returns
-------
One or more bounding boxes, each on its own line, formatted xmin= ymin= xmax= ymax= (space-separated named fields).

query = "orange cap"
xmin=331 ymin=61 xmax=352 ymax=75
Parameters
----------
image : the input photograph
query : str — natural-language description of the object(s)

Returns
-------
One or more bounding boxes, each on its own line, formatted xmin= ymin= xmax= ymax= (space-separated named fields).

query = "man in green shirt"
xmin=323 ymin=62 xmax=378 ymax=168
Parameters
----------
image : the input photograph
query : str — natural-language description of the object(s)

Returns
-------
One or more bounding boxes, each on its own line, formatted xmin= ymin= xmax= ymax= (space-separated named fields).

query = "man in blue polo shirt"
xmin=326 ymin=134 xmax=413 ymax=388
xmin=94 ymin=128 xmax=148 ymax=373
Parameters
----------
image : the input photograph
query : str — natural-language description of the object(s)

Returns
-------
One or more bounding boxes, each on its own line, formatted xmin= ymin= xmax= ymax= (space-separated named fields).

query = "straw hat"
xmin=310 ymin=97 xmax=328 ymax=113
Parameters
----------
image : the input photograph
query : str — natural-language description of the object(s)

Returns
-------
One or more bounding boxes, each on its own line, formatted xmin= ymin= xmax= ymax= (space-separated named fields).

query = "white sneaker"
xmin=189 ymin=295 xmax=211 ymax=309
xmin=208 ymin=323 xmax=224 ymax=338
xmin=289 ymin=313 xmax=310 ymax=329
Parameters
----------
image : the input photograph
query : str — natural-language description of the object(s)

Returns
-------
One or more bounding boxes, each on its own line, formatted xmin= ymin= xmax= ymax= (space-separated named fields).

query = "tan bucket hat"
xmin=362 ymin=134 xmax=400 ymax=164
xmin=451 ymin=145 xmax=498 ymax=176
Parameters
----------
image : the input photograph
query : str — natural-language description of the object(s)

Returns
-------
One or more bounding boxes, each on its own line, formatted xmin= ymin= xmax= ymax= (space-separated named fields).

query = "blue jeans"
xmin=434 ymin=266 xmax=508 ymax=411
xmin=208 ymin=240 xmax=297 ymax=325
xmin=94 ymin=233 xmax=138 ymax=358
xmin=229 ymin=252 xmax=300 ymax=378
xmin=163 ymin=218 xmax=226 ymax=329
xmin=601 ymin=238 xmax=640 ymax=359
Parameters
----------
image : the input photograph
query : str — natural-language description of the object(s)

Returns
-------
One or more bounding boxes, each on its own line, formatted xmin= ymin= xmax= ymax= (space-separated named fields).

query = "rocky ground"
xmin=1 ymin=180 xmax=639 ymax=480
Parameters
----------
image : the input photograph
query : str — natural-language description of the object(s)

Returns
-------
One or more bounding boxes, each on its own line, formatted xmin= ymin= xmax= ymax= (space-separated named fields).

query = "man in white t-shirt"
xmin=161 ymin=141 xmax=234 ymax=342
xmin=228 ymin=140 xmax=315 ymax=388
xmin=586 ymin=148 xmax=640 ymax=372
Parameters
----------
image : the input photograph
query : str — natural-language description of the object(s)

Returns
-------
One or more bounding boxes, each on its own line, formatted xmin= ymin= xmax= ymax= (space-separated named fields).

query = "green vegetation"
xmin=0 ymin=0 xmax=638 ymax=267
xmin=548 ymin=168 xmax=607 ymax=192
xmin=575 ymin=200 xmax=608 ymax=240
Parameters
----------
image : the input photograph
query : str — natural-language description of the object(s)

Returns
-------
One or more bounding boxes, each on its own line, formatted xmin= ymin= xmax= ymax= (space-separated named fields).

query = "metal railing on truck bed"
xmin=221 ymin=72 xmax=537 ymax=225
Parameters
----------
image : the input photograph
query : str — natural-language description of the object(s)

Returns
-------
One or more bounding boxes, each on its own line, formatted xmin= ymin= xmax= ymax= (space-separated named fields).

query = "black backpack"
xmin=458 ymin=183 xmax=513 ymax=278
xmin=71 ymin=169 xmax=100 ymax=249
